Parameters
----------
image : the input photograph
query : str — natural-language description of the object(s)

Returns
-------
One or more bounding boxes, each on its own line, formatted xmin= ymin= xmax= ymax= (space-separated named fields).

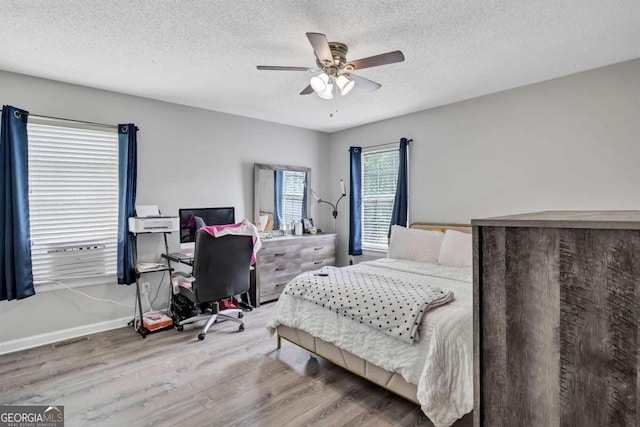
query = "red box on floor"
xmin=142 ymin=313 xmax=173 ymax=331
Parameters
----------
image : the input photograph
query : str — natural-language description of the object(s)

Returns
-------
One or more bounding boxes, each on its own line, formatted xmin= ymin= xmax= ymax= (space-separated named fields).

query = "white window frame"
xmin=360 ymin=146 xmax=400 ymax=252
xmin=26 ymin=118 xmax=119 ymax=291
xmin=281 ymin=170 xmax=305 ymax=225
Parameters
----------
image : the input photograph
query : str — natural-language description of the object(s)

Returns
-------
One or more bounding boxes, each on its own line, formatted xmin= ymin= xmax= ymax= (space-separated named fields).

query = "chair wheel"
xmin=176 ymin=325 xmax=184 ymax=332
xmin=238 ymin=312 xmax=244 ymax=319
xmin=238 ymin=324 xmax=245 ymax=332
xmin=197 ymin=333 xmax=206 ymax=341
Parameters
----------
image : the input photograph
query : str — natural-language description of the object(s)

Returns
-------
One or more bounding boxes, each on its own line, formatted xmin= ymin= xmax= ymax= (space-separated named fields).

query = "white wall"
xmin=0 ymin=71 xmax=330 ymax=352
xmin=329 ymin=59 xmax=640 ymax=266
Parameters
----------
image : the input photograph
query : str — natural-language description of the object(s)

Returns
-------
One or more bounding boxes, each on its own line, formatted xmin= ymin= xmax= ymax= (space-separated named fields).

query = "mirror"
xmin=254 ymin=163 xmax=310 ymax=232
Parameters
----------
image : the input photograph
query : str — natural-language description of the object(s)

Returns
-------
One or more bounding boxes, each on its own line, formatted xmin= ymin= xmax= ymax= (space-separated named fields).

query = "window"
xmin=281 ymin=170 xmax=306 ymax=224
xmin=27 ymin=120 xmax=119 ymax=285
xmin=361 ymin=148 xmax=399 ymax=250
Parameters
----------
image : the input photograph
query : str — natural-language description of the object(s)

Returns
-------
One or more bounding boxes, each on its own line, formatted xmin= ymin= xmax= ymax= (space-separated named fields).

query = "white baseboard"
xmin=0 ymin=316 xmax=131 ymax=355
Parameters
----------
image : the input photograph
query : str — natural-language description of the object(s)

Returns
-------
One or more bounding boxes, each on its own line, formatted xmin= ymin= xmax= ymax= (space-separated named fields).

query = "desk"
xmin=162 ymin=252 xmax=194 ymax=267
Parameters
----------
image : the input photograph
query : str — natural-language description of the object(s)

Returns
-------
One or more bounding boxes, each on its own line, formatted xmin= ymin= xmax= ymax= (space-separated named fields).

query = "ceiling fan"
xmin=257 ymin=32 xmax=405 ymax=99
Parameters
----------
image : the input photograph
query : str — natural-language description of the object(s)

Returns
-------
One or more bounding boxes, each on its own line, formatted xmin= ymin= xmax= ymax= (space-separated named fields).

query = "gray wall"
xmin=0 ymin=70 xmax=331 ymax=350
xmin=2 ymin=58 xmax=639 ymax=350
xmin=329 ymin=59 xmax=640 ymax=266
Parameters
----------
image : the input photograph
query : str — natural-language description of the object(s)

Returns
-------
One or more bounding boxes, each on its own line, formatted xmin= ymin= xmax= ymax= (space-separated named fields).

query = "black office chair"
xmin=171 ymin=229 xmax=253 ymax=340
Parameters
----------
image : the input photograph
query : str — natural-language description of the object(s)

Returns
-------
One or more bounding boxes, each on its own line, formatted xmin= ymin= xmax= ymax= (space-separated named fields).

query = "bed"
xmin=266 ymin=224 xmax=473 ymax=427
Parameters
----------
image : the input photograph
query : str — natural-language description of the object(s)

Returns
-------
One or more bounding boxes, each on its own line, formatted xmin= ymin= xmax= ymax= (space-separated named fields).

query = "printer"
xmin=128 ymin=216 xmax=179 ymax=233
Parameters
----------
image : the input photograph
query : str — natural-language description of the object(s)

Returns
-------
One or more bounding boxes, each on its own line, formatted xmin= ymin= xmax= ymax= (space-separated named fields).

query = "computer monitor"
xmin=179 ymin=207 xmax=235 ymax=249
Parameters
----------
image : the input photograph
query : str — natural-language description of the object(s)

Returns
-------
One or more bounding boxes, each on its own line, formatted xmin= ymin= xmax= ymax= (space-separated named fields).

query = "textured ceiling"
xmin=1 ymin=0 xmax=639 ymax=133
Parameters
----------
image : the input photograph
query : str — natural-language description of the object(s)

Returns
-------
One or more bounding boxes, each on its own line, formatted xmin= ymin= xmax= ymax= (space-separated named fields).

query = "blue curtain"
xmin=117 ymin=124 xmax=138 ymax=285
xmin=301 ymin=174 xmax=308 ymax=220
xmin=273 ymin=170 xmax=283 ymax=229
xmin=348 ymin=147 xmax=362 ymax=256
xmin=389 ymin=138 xmax=409 ymax=236
xmin=1 ymin=106 xmax=35 ymax=301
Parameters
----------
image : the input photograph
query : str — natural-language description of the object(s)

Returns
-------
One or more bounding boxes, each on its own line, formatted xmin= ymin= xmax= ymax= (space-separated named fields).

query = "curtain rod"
xmin=0 ymin=109 xmax=118 ymax=130
xmin=349 ymin=139 xmax=413 ymax=151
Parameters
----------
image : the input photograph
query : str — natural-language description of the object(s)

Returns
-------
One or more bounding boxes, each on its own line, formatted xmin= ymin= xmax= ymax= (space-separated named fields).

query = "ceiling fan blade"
xmin=306 ymin=32 xmax=333 ymax=65
xmin=257 ymin=66 xmax=312 ymax=71
xmin=345 ymin=50 xmax=405 ymax=71
xmin=300 ymin=84 xmax=314 ymax=95
xmin=345 ymin=73 xmax=382 ymax=92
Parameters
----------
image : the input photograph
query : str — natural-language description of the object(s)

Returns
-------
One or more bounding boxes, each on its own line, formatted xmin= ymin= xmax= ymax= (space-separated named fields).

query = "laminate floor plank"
xmin=0 ymin=303 xmax=472 ymax=427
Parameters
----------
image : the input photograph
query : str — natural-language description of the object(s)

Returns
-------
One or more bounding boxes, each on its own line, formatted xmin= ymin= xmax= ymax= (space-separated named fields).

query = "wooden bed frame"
xmin=276 ymin=222 xmax=472 ymax=404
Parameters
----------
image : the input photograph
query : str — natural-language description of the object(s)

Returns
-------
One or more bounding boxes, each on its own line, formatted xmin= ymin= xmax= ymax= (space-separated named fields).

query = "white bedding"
xmin=266 ymin=258 xmax=473 ymax=427
xmin=283 ymin=266 xmax=455 ymax=343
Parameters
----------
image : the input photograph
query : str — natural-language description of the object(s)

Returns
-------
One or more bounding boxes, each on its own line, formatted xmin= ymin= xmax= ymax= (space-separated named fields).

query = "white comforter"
xmin=266 ymin=258 xmax=473 ymax=427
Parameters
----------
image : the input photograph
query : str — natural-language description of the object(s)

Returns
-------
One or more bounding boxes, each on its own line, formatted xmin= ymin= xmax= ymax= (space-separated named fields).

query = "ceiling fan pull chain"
xmin=329 ymin=83 xmax=338 ymax=117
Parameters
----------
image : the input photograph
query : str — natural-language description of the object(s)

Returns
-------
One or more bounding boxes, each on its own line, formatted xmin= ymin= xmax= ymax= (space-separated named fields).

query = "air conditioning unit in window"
xmin=129 ymin=216 xmax=179 ymax=233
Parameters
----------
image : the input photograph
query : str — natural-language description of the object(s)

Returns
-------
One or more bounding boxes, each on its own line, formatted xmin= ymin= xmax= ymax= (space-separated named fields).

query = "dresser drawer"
xmin=302 ymin=257 xmax=335 ymax=272
xmin=301 ymin=244 xmax=334 ymax=263
xmin=258 ymin=261 xmax=302 ymax=282
xmin=257 ymin=256 xmax=301 ymax=304
xmin=260 ymin=272 xmax=299 ymax=302
xmin=300 ymin=235 xmax=335 ymax=248
xmin=300 ymin=235 xmax=335 ymax=271
xmin=258 ymin=243 xmax=301 ymax=264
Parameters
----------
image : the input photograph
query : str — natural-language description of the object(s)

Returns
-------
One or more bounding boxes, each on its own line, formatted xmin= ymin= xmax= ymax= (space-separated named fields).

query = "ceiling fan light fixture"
xmin=257 ymin=33 xmax=403 ymax=101
xmin=336 ymin=75 xmax=355 ymax=95
xmin=317 ymin=83 xmax=334 ymax=99
xmin=310 ymin=73 xmax=329 ymax=93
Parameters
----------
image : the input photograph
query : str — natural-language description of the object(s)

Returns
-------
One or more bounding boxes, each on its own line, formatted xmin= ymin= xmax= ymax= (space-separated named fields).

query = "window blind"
xmin=281 ymin=170 xmax=305 ymax=225
xmin=27 ymin=122 xmax=119 ymax=284
xmin=362 ymin=148 xmax=399 ymax=248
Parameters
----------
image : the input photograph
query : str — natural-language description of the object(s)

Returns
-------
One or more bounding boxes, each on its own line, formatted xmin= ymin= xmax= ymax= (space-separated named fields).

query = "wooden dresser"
xmin=253 ymin=233 xmax=336 ymax=306
xmin=472 ymin=211 xmax=640 ymax=427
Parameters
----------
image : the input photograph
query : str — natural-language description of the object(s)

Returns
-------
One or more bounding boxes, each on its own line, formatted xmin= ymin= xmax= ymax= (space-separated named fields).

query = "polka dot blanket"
xmin=283 ymin=266 xmax=454 ymax=344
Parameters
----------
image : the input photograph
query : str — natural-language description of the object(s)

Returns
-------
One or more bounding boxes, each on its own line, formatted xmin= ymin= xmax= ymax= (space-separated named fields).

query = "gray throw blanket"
xmin=283 ymin=267 xmax=454 ymax=344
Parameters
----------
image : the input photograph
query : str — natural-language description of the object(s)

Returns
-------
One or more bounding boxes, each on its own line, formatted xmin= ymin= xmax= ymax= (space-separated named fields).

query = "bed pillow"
xmin=387 ymin=225 xmax=444 ymax=263
xmin=438 ymin=230 xmax=472 ymax=268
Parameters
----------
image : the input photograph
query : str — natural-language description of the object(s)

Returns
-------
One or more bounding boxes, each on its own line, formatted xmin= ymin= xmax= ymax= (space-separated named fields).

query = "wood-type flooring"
xmin=0 ymin=303 xmax=472 ymax=427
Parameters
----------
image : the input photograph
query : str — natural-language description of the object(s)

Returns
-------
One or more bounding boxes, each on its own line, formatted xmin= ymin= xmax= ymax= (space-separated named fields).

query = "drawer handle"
xmin=275 ymin=283 xmax=287 ymax=288
xmin=274 ymin=252 xmax=285 ymax=256
xmin=314 ymin=247 xmax=323 ymax=250
xmin=314 ymin=260 xmax=323 ymax=265
xmin=275 ymin=267 xmax=286 ymax=271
